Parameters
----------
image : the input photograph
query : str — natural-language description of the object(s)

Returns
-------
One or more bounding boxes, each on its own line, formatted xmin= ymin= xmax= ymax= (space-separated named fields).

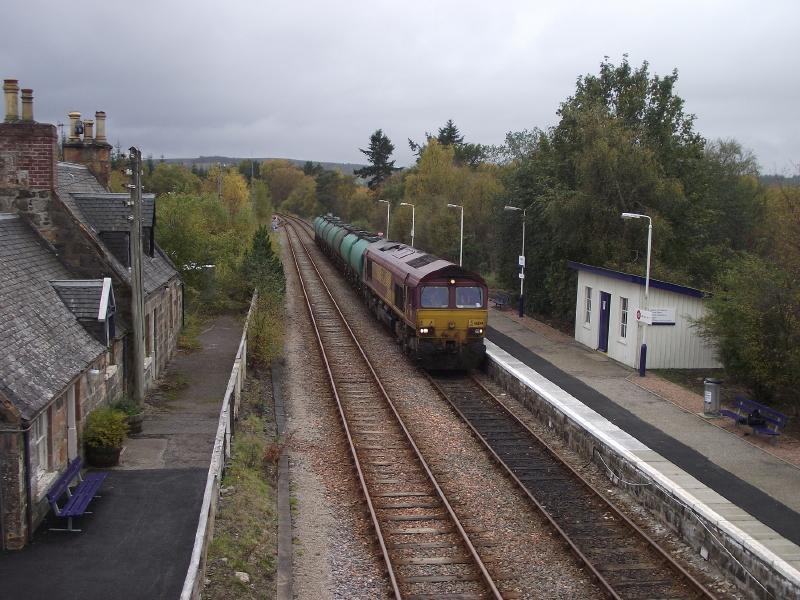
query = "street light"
xmin=621 ymin=212 xmax=652 ymax=377
xmin=504 ymin=205 xmax=526 ymax=317
xmin=399 ymin=202 xmax=415 ymax=247
xmin=378 ymin=199 xmax=390 ymax=239
xmin=446 ymin=203 xmax=464 ymax=266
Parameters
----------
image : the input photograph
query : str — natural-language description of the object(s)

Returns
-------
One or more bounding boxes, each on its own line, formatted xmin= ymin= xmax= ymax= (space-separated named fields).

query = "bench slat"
xmin=47 ymin=458 xmax=107 ymax=525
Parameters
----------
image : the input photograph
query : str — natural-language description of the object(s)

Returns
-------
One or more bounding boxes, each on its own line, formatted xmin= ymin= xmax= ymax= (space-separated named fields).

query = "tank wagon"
xmin=313 ymin=215 xmax=487 ymax=370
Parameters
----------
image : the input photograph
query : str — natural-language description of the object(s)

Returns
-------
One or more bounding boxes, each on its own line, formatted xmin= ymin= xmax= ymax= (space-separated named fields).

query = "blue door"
xmin=598 ymin=291 xmax=611 ymax=352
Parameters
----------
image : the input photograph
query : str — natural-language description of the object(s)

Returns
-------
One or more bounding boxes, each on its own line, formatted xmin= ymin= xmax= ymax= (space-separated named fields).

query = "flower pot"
xmin=86 ymin=445 xmax=122 ymax=468
xmin=126 ymin=413 xmax=144 ymax=435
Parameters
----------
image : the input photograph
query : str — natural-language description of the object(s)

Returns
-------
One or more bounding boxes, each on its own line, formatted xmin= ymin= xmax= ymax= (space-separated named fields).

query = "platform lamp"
xmin=446 ymin=203 xmax=463 ymax=266
xmin=504 ymin=205 xmax=526 ymax=317
xmin=621 ymin=212 xmax=652 ymax=377
xmin=378 ymin=199 xmax=390 ymax=239
xmin=399 ymin=202 xmax=415 ymax=247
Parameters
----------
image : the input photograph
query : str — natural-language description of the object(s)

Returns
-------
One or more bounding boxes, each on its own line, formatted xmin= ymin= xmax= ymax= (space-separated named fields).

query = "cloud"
xmin=3 ymin=0 xmax=798 ymax=172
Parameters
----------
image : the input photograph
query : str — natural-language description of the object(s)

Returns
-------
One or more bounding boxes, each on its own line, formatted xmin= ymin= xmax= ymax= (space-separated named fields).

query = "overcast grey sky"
xmin=2 ymin=0 xmax=798 ymax=172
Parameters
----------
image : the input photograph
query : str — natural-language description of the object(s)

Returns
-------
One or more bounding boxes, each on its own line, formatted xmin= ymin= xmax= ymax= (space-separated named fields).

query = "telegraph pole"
xmin=129 ymin=147 xmax=146 ymax=406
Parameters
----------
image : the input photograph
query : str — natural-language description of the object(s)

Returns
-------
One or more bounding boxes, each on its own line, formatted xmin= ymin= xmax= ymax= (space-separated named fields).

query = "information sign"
xmin=636 ymin=309 xmax=653 ymax=325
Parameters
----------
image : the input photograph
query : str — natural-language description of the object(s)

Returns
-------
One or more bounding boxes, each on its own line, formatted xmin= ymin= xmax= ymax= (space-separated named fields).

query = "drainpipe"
xmin=22 ymin=425 xmax=33 ymax=545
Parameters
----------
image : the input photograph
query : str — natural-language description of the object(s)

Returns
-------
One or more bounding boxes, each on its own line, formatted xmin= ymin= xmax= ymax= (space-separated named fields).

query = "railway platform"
xmin=486 ymin=308 xmax=800 ymax=593
xmin=0 ymin=315 xmax=243 ymax=600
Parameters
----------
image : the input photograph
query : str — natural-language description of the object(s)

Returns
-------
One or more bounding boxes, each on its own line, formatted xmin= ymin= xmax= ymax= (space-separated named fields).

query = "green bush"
xmin=112 ymin=397 xmax=142 ymax=416
xmin=84 ymin=407 xmax=128 ymax=449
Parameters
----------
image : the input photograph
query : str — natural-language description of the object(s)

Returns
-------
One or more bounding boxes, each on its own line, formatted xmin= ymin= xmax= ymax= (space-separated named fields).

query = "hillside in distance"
xmin=163 ymin=156 xmax=367 ymax=176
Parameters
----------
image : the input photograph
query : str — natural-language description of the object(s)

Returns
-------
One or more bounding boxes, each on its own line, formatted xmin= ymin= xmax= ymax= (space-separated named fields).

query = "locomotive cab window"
xmin=366 ymin=259 xmax=372 ymax=280
xmin=456 ymin=286 xmax=483 ymax=308
xmin=420 ymin=286 xmax=449 ymax=308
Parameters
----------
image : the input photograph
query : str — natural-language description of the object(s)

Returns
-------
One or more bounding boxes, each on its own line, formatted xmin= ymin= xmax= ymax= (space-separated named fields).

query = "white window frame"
xmin=619 ymin=296 xmax=629 ymax=339
xmin=584 ymin=286 xmax=592 ymax=324
xmin=32 ymin=411 xmax=49 ymax=477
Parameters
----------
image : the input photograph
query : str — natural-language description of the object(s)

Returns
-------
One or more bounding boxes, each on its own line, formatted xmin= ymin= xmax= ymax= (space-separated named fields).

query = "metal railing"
xmin=180 ymin=291 xmax=258 ymax=600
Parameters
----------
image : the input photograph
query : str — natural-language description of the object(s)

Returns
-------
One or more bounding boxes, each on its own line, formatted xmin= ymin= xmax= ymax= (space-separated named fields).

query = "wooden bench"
xmin=719 ymin=395 xmax=789 ymax=438
xmin=490 ymin=292 xmax=511 ymax=310
xmin=46 ymin=457 xmax=108 ymax=532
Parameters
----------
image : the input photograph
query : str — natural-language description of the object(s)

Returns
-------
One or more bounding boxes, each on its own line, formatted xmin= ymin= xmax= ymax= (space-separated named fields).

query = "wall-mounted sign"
xmin=519 ymin=255 xmax=525 ymax=267
xmin=651 ymin=308 xmax=676 ymax=325
xmin=636 ymin=309 xmax=653 ymax=325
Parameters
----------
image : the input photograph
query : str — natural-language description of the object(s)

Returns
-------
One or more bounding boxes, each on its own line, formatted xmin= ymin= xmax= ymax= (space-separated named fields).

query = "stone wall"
xmin=144 ymin=279 xmax=183 ymax=385
xmin=0 ymin=428 xmax=26 ymax=549
xmin=485 ymin=356 xmax=800 ymax=600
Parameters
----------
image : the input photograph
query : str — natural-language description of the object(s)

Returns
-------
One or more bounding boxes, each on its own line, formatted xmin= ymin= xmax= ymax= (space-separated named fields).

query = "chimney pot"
xmin=83 ymin=119 xmax=94 ymax=142
xmin=20 ymin=89 xmax=33 ymax=122
xmin=68 ymin=111 xmax=81 ymax=141
xmin=3 ymin=79 xmax=19 ymax=122
xmin=95 ymin=111 xmax=107 ymax=141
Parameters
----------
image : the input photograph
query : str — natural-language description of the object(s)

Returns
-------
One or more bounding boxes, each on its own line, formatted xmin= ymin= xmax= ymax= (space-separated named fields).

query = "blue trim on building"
xmin=567 ymin=261 xmax=709 ymax=299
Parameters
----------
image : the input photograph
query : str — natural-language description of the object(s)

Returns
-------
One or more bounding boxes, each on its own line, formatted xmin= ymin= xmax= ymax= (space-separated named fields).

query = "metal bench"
xmin=46 ymin=457 xmax=108 ymax=532
xmin=490 ymin=292 xmax=511 ymax=310
xmin=719 ymin=395 xmax=788 ymax=438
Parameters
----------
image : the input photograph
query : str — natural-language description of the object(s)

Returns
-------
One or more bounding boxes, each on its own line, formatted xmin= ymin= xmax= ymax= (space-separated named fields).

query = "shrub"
xmin=112 ymin=397 xmax=142 ymax=416
xmin=84 ymin=407 xmax=129 ymax=449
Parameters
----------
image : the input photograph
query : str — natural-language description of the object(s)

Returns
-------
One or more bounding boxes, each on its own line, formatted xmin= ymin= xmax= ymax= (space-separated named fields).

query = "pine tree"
xmin=354 ymin=129 xmax=398 ymax=189
xmin=241 ymin=225 xmax=285 ymax=293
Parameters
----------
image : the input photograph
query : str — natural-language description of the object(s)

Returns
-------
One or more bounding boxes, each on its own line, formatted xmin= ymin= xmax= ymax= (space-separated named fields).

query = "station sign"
xmin=636 ymin=309 xmax=653 ymax=325
xmin=650 ymin=308 xmax=676 ymax=325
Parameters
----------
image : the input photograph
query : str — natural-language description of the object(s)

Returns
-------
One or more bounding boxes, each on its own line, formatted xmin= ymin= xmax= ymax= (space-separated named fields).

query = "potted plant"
xmin=84 ymin=407 xmax=128 ymax=467
xmin=113 ymin=397 xmax=144 ymax=435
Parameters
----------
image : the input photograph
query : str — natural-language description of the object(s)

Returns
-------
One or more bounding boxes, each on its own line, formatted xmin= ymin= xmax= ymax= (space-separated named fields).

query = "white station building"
xmin=568 ymin=262 xmax=721 ymax=370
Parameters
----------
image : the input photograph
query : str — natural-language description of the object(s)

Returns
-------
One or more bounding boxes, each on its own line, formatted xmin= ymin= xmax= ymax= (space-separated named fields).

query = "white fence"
xmin=180 ymin=291 xmax=258 ymax=600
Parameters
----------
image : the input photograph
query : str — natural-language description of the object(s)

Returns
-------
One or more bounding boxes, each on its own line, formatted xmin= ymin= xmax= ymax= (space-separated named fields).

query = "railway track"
xmin=282 ymin=218 xmax=505 ymax=599
xmin=428 ymin=373 xmax=717 ymax=600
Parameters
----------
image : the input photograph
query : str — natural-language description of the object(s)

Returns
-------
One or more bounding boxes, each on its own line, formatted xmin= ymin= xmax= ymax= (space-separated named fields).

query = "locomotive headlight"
xmin=471 ymin=327 xmax=484 ymax=335
xmin=419 ymin=327 xmax=429 ymax=334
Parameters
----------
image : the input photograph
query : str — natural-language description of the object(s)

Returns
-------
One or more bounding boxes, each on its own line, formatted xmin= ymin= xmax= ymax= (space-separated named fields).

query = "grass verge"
xmin=204 ymin=377 xmax=278 ymax=600
xmin=179 ymin=311 xmax=206 ymax=352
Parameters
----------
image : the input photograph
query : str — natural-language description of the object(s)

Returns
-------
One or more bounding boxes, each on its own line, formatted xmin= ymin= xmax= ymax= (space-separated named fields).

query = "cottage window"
xmin=584 ymin=286 xmax=592 ymax=324
xmin=620 ymin=297 xmax=629 ymax=339
xmin=32 ymin=411 xmax=49 ymax=476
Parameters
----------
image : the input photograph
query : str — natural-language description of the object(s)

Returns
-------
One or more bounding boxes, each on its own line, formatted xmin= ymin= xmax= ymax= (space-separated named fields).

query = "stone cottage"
xmin=0 ymin=79 xmax=182 ymax=548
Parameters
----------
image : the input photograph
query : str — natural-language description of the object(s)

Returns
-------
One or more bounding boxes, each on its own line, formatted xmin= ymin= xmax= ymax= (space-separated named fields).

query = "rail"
xmin=180 ymin=290 xmax=258 ymax=600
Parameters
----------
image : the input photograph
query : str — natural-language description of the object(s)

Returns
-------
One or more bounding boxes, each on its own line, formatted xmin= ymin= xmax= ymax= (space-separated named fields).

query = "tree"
xmin=280 ymin=175 xmax=319 ymax=217
xmin=260 ymin=160 xmax=306 ymax=206
xmin=241 ymin=225 xmax=285 ymax=294
xmin=354 ymin=129 xmax=398 ymax=189
xmin=221 ymin=171 xmax=249 ymax=215
xmin=409 ymin=119 xmax=485 ymax=167
xmin=251 ymin=179 xmax=273 ymax=224
xmin=144 ymin=163 xmax=202 ymax=196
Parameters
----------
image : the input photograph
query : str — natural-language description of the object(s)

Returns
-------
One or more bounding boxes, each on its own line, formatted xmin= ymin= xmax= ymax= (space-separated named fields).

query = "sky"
xmin=2 ymin=0 xmax=798 ymax=173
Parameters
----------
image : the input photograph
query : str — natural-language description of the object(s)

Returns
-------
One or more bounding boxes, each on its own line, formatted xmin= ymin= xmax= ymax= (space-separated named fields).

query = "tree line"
xmin=347 ymin=57 xmax=799 ymax=410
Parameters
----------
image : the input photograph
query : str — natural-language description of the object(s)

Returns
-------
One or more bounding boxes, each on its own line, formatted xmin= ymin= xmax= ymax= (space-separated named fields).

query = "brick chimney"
xmin=0 ymin=79 xmax=57 ymax=190
xmin=62 ymin=109 xmax=112 ymax=189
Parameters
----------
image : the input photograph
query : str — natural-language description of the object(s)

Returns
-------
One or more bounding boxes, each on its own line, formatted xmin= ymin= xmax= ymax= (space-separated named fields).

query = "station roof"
xmin=567 ymin=261 xmax=709 ymax=299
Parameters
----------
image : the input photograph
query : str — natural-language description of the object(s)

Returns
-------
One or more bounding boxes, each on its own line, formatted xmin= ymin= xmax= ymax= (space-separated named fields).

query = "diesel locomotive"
xmin=313 ymin=215 xmax=488 ymax=370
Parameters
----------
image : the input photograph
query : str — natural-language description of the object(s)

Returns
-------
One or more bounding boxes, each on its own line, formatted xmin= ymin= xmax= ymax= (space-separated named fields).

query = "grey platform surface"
xmin=0 ymin=468 xmax=207 ymax=600
xmin=485 ymin=309 xmax=800 ymax=572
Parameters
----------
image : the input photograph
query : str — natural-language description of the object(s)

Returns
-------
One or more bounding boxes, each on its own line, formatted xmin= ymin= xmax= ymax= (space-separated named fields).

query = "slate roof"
xmin=55 ymin=162 xmax=179 ymax=295
xmin=51 ymin=280 xmax=104 ymax=320
xmin=71 ymin=193 xmax=155 ymax=232
xmin=0 ymin=214 xmax=107 ymax=420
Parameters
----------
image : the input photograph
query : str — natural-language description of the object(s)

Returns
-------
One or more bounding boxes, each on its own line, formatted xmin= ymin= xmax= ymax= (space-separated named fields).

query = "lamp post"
xmin=621 ymin=212 xmax=652 ymax=377
xmin=399 ymin=202 xmax=415 ymax=247
xmin=378 ymin=199 xmax=390 ymax=239
xmin=446 ymin=203 xmax=464 ymax=266
xmin=504 ymin=205 xmax=526 ymax=317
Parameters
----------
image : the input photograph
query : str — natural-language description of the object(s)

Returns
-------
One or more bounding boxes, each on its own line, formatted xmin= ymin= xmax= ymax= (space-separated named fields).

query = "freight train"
xmin=313 ymin=215 xmax=487 ymax=370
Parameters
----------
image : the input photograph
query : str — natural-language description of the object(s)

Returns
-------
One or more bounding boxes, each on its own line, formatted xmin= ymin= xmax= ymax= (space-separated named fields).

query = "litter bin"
xmin=703 ymin=378 xmax=722 ymax=416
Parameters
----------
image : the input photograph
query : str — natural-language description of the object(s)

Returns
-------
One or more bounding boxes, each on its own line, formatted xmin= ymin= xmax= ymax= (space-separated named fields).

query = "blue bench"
xmin=490 ymin=292 xmax=511 ymax=310
xmin=719 ymin=395 xmax=789 ymax=438
xmin=46 ymin=457 xmax=108 ymax=532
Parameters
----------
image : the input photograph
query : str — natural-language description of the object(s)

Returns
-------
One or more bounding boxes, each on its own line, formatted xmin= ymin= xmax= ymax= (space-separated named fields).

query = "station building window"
xmin=584 ymin=286 xmax=592 ymax=324
xmin=620 ymin=297 xmax=629 ymax=339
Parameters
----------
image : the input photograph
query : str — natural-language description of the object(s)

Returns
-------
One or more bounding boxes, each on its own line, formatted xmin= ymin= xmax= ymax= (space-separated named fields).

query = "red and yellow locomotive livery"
xmin=314 ymin=215 xmax=487 ymax=370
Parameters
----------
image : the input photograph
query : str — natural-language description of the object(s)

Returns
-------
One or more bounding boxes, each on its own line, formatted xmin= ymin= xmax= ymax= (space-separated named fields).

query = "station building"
xmin=0 ymin=79 xmax=182 ymax=549
xmin=568 ymin=262 xmax=721 ymax=370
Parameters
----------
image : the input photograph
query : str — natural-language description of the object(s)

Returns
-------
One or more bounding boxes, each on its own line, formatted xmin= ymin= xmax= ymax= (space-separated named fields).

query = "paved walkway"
xmin=0 ymin=315 xmax=242 ymax=600
xmin=487 ymin=309 xmax=800 ymax=548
